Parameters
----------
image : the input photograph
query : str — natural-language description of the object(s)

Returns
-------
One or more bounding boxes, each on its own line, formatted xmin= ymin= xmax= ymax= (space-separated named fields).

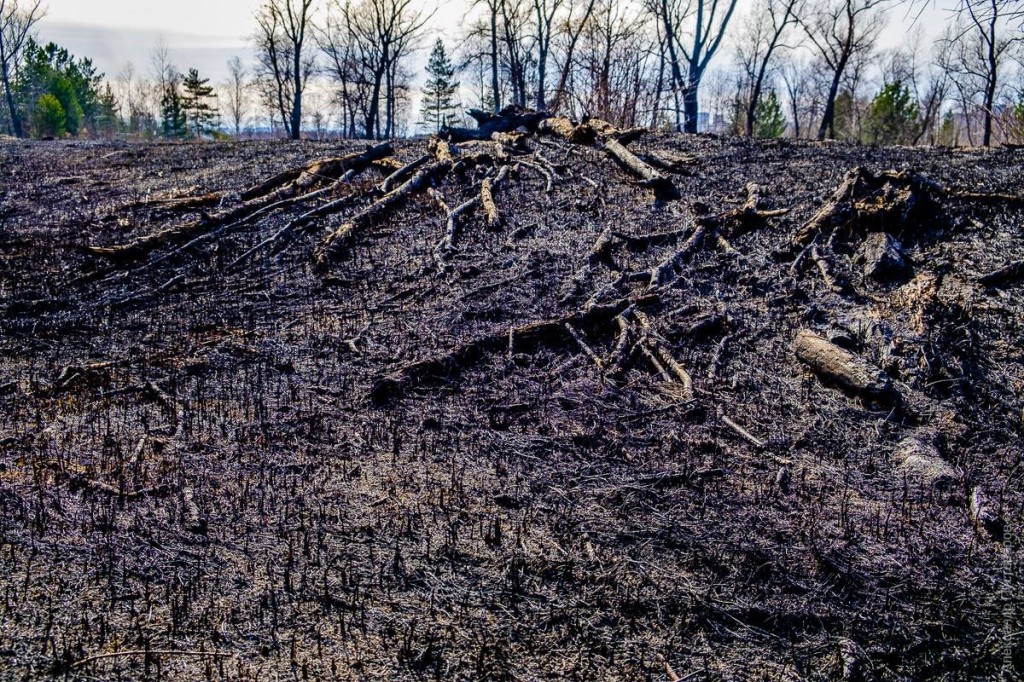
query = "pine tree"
xmin=753 ymin=90 xmax=787 ymax=139
xmin=95 ymin=84 xmax=120 ymax=137
xmin=863 ymin=80 xmax=920 ymax=146
xmin=15 ymin=39 xmax=103 ymax=137
xmin=181 ymin=68 xmax=219 ymax=139
xmin=160 ymin=75 xmax=187 ymax=140
xmin=420 ymin=39 xmax=459 ymax=133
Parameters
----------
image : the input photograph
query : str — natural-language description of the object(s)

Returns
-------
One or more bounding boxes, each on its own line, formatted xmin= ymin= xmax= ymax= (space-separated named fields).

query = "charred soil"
xmin=1 ymin=131 xmax=1023 ymax=680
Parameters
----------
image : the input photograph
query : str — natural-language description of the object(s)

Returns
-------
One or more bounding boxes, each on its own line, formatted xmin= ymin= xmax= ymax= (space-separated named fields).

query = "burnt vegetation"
xmin=1 ymin=119 xmax=1024 ymax=680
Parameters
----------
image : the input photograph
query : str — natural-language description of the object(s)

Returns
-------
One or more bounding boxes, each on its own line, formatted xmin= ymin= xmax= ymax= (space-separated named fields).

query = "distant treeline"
xmin=1 ymin=0 xmax=1023 ymax=145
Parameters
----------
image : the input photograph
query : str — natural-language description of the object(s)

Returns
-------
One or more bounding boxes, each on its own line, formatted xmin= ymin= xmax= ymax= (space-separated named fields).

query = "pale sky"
xmin=35 ymin=1 xmax=955 ymax=89
xmin=38 ymin=1 xmax=262 ymax=83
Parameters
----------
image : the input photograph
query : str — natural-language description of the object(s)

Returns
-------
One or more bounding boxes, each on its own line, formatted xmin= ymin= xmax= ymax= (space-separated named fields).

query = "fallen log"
xmin=793 ymin=330 xmax=896 ymax=402
xmin=380 ymin=153 xmax=430 ymax=193
xmin=481 ymin=174 xmax=502 ymax=227
xmin=602 ymin=137 xmax=679 ymax=200
xmin=537 ymin=116 xmax=595 ymax=144
xmin=240 ymin=142 xmax=394 ymax=200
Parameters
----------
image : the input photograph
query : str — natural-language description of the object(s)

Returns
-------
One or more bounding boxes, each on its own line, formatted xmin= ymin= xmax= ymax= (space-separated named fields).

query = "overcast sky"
xmin=35 ymin=1 xmax=955 ymax=88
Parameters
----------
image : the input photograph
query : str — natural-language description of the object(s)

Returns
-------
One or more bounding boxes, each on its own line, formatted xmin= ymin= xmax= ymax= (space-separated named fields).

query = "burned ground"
xmin=0 ymin=133 xmax=1022 ymax=680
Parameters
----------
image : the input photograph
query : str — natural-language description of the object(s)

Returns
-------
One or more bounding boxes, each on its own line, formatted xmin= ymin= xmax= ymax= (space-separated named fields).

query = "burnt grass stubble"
xmin=0 ymin=132 xmax=1022 ymax=681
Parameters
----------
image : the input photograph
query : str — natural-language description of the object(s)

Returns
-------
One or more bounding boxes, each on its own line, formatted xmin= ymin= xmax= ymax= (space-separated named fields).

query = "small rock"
xmin=857 ymin=232 xmax=908 ymax=281
xmin=900 ymin=454 xmax=959 ymax=488
xmin=896 ymin=436 xmax=960 ymax=488
xmin=775 ymin=466 xmax=791 ymax=494
xmin=970 ymin=487 xmax=1004 ymax=541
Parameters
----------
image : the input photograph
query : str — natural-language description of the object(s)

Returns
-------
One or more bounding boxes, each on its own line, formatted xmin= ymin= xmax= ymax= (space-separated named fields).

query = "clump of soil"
xmin=1 ymin=129 xmax=1022 ymax=680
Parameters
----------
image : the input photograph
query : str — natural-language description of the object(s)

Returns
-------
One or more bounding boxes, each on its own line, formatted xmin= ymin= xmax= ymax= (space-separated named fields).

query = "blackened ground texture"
xmin=0 ymin=133 xmax=1022 ymax=680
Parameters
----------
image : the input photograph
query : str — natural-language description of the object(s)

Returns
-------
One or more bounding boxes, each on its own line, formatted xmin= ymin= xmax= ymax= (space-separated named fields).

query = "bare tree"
xmin=458 ymin=18 xmax=501 ymax=111
xmin=223 ymin=56 xmax=250 ymax=136
xmin=736 ymin=0 xmax=801 ymax=137
xmin=531 ymin=0 xmax=566 ymax=110
xmin=548 ymin=0 xmax=597 ymax=113
xmin=941 ymin=0 xmax=1023 ymax=146
xmin=319 ymin=3 xmax=363 ymax=138
xmin=0 ymin=0 xmax=44 ymax=137
xmin=473 ymin=0 xmax=505 ymax=111
xmin=649 ymin=0 xmax=740 ymax=134
xmin=779 ymin=54 xmax=823 ymax=138
xmin=150 ymin=36 xmax=175 ymax=92
xmin=320 ymin=0 xmax=428 ymax=139
xmin=798 ymin=0 xmax=892 ymax=140
xmin=254 ymin=0 xmax=316 ymax=140
xmin=565 ymin=0 xmax=658 ymax=127
xmin=500 ymin=0 xmax=535 ymax=108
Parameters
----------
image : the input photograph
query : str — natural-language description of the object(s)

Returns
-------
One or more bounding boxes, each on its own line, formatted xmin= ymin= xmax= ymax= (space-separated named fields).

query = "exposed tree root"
xmin=371 ymin=295 xmax=660 ymax=403
xmin=136 ymin=192 xmax=224 ymax=212
xmin=227 ymin=190 xmax=367 ymax=269
xmin=239 ymin=143 xmax=392 ymax=201
xmin=648 ymin=224 xmax=708 ymax=288
xmin=443 ymin=106 xmax=551 ymax=141
xmin=537 ymin=115 xmax=678 ymax=200
xmin=792 ymin=167 xmax=934 ymax=247
xmin=519 ymin=160 xmax=555 ymax=193
xmin=88 ymin=143 xmax=394 ymax=262
xmin=721 ymin=414 xmax=765 ymax=449
xmin=948 ymin=190 xmax=1024 ymax=206
xmin=810 ymin=245 xmax=847 ymax=294
xmin=315 ymin=159 xmax=452 ymax=267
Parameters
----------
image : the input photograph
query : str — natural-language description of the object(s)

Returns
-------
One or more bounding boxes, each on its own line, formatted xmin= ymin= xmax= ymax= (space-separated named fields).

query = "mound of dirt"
xmin=1 ymin=128 xmax=1022 ymax=680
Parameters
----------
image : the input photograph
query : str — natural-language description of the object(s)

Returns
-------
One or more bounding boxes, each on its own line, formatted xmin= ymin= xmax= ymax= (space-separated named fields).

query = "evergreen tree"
xmin=420 ymin=39 xmax=459 ymax=133
xmin=160 ymin=75 xmax=188 ymax=140
xmin=14 ymin=39 xmax=104 ymax=137
xmin=95 ymin=84 xmax=120 ymax=137
xmin=753 ymin=90 xmax=787 ymax=139
xmin=181 ymin=68 xmax=219 ymax=138
xmin=32 ymin=94 xmax=65 ymax=138
xmin=863 ymin=80 xmax=920 ymax=146
xmin=48 ymin=75 xmax=83 ymax=135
